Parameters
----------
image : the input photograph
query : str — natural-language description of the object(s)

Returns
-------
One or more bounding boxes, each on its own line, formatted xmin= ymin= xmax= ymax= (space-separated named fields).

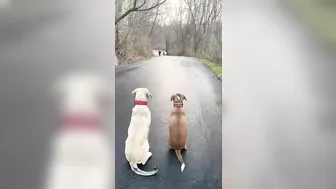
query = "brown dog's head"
xmin=170 ymin=93 xmax=187 ymax=104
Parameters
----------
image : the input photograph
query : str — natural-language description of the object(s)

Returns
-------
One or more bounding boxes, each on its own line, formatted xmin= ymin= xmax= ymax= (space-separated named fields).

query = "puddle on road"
xmin=160 ymin=119 xmax=168 ymax=124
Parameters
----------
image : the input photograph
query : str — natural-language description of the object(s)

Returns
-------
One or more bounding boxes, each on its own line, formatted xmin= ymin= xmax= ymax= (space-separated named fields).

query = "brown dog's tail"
xmin=175 ymin=150 xmax=185 ymax=172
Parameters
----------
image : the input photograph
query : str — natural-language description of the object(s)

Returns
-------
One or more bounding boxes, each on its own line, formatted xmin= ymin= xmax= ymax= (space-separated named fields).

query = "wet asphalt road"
xmin=115 ymin=56 xmax=222 ymax=189
xmin=0 ymin=1 xmax=114 ymax=189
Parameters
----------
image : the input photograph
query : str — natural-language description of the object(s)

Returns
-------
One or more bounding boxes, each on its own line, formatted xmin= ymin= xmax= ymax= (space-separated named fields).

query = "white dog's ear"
xmin=132 ymin=88 xmax=138 ymax=97
xmin=145 ymin=89 xmax=152 ymax=99
xmin=147 ymin=92 xmax=152 ymax=99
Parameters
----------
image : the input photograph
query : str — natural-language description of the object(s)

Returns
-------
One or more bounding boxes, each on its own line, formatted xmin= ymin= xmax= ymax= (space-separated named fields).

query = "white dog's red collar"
xmin=173 ymin=103 xmax=183 ymax=108
xmin=134 ymin=100 xmax=148 ymax=105
xmin=61 ymin=114 xmax=100 ymax=130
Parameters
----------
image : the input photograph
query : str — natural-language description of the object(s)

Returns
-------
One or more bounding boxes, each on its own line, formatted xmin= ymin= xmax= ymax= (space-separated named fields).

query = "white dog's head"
xmin=132 ymin=88 xmax=152 ymax=101
xmin=53 ymin=72 xmax=111 ymax=116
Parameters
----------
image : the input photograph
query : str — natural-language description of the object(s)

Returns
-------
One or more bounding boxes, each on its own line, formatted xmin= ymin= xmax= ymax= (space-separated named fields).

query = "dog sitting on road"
xmin=125 ymin=88 xmax=158 ymax=176
xmin=169 ymin=93 xmax=188 ymax=172
xmin=45 ymin=72 xmax=112 ymax=189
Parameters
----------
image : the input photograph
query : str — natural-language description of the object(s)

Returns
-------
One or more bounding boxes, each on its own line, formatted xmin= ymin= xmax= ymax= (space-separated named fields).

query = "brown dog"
xmin=169 ymin=93 xmax=187 ymax=172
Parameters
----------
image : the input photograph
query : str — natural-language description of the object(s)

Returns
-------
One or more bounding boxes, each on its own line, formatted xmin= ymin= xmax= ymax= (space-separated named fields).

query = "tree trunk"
xmin=149 ymin=6 xmax=159 ymax=38
xmin=165 ymin=38 xmax=170 ymax=55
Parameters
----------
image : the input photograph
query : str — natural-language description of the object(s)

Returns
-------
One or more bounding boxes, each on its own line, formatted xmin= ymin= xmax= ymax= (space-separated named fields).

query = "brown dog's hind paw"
xmin=184 ymin=145 xmax=188 ymax=150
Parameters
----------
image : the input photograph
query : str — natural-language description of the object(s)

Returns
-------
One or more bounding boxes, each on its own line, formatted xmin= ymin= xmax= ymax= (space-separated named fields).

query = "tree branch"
xmin=116 ymin=0 xmax=167 ymax=25
xmin=138 ymin=0 xmax=167 ymax=11
xmin=138 ymin=0 xmax=147 ymax=9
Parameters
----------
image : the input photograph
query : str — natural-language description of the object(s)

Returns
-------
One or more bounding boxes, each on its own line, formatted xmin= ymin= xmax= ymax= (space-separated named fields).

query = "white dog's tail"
xmin=130 ymin=162 xmax=158 ymax=176
xmin=175 ymin=150 xmax=185 ymax=172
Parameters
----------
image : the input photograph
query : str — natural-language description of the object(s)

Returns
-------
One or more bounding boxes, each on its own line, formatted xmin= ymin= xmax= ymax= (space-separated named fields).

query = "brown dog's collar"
xmin=173 ymin=103 xmax=183 ymax=108
xmin=134 ymin=100 xmax=148 ymax=105
xmin=61 ymin=114 xmax=101 ymax=130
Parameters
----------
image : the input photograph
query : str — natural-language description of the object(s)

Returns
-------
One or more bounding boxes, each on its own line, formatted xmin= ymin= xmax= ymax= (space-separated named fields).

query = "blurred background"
xmin=0 ymin=0 xmax=114 ymax=189
xmin=222 ymin=0 xmax=336 ymax=189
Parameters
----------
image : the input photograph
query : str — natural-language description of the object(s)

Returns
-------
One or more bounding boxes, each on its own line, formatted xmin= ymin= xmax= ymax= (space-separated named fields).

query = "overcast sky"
xmin=159 ymin=0 xmax=188 ymax=25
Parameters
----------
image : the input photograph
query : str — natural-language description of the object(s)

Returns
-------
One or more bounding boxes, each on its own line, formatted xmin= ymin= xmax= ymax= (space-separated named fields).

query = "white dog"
xmin=44 ymin=72 xmax=113 ymax=189
xmin=125 ymin=88 xmax=158 ymax=176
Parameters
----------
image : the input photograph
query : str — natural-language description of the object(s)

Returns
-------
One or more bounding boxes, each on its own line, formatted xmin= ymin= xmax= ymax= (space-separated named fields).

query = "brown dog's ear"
xmin=180 ymin=94 xmax=187 ymax=101
xmin=170 ymin=94 xmax=175 ymax=101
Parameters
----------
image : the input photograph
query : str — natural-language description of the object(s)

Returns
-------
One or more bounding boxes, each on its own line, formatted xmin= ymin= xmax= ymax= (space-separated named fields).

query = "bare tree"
xmin=115 ymin=0 xmax=167 ymax=25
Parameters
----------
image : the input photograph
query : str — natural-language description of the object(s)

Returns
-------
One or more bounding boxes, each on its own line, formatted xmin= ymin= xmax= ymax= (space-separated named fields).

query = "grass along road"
xmin=199 ymin=58 xmax=222 ymax=81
